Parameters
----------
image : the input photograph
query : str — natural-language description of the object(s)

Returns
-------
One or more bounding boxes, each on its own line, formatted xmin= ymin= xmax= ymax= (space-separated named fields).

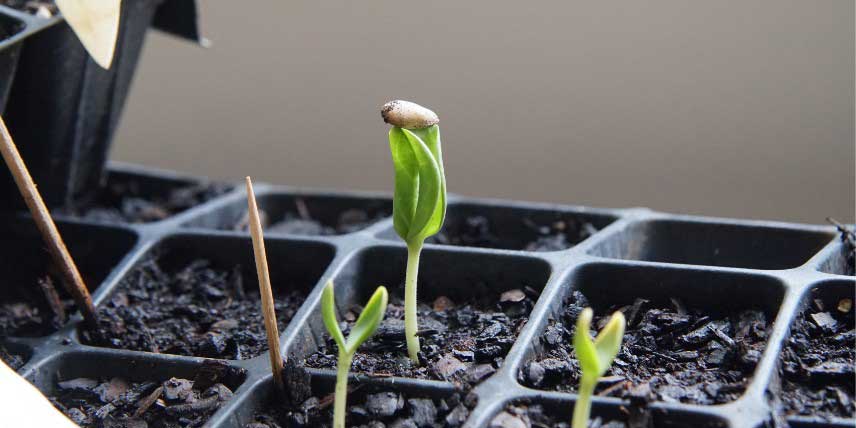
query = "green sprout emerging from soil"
xmin=382 ymin=100 xmax=446 ymax=363
xmin=322 ymin=281 xmax=389 ymax=428
xmin=572 ymin=308 xmax=626 ymax=428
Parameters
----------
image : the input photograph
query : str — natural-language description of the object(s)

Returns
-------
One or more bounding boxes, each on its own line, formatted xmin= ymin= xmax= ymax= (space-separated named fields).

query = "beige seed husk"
xmin=381 ymin=100 xmax=439 ymax=129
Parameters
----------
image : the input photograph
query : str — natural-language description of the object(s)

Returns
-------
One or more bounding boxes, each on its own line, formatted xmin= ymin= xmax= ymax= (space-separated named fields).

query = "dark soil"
xmin=428 ymin=215 xmax=598 ymax=252
xmin=489 ymin=403 xmax=725 ymax=428
xmin=0 ymin=344 xmax=25 ymax=370
xmin=306 ymin=288 xmax=538 ymax=388
xmin=0 ymin=273 xmax=74 ymax=338
xmin=59 ymin=180 xmax=231 ymax=224
xmin=230 ymin=201 xmax=389 ymax=236
xmin=81 ymin=254 xmax=306 ymax=360
xmin=778 ymin=292 xmax=854 ymax=419
xmin=519 ymin=291 xmax=770 ymax=405
xmin=0 ymin=0 xmax=57 ymax=15
xmin=246 ymin=387 xmax=475 ymax=428
xmin=50 ymin=375 xmax=235 ymax=428
xmin=491 ymin=403 xmax=631 ymax=428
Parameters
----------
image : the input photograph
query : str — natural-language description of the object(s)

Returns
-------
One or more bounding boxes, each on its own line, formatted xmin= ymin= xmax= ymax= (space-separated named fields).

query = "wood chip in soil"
xmin=778 ymin=291 xmax=855 ymax=419
xmin=50 ymin=375 xmax=235 ymax=427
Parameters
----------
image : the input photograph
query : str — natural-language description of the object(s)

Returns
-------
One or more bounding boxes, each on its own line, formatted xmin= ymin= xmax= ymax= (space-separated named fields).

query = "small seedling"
xmin=572 ymin=308 xmax=625 ymax=428
xmin=322 ymin=281 xmax=388 ymax=428
xmin=382 ymin=100 xmax=446 ymax=363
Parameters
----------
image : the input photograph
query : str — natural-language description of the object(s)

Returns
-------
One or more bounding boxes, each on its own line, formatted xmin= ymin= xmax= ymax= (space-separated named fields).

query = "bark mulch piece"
xmin=779 ymin=291 xmax=855 ymax=419
xmin=428 ymin=214 xmax=599 ymax=252
xmin=50 ymin=375 xmax=235 ymax=428
xmin=306 ymin=288 xmax=538 ymax=389
xmin=0 ymin=273 xmax=74 ymax=338
xmin=59 ymin=179 xmax=231 ymax=224
xmin=81 ymin=254 xmax=306 ymax=360
xmin=520 ymin=291 xmax=771 ymax=405
xmin=245 ymin=387 xmax=476 ymax=428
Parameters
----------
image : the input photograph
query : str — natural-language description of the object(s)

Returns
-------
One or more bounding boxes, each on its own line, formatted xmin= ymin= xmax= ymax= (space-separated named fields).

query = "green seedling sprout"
xmin=572 ymin=308 xmax=626 ymax=428
xmin=322 ymin=281 xmax=389 ymax=428
xmin=381 ymin=100 xmax=446 ymax=363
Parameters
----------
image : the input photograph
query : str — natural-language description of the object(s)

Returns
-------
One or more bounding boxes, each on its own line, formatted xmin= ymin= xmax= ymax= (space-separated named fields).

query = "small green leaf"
xmin=389 ymin=125 xmax=446 ymax=247
xmin=345 ymin=286 xmax=389 ymax=354
xmin=321 ymin=281 xmax=346 ymax=349
xmin=389 ymin=128 xmax=418 ymax=239
xmin=593 ymin=311 xmax=625 ymax=374
xmin=573 ymin=308 xmax=626 ymax=379
xmin=406 ymin=126 xmax=446 ymax=238
xmin=399 ymin=128 xmax=442 ymax=244
xmin=573 ymin=308 xmax=600 ymax=375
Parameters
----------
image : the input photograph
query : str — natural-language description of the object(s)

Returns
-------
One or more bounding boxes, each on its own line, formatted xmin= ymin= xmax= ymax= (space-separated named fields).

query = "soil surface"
xmin=246 ymin=387 xmax=475 ymax=428
xmin=519 ymin=291 xmax=770 ymax=405
xmin=81 ymin=254 xmax=305 ymax=360
xmin=0 ymin=0 xmax=57 ymax=15
xmin=778 ymin=292 xmax=854 ymax=419
xmin=428 ymin=214 xmax=598 ymax=252
xmin=230 ymin=202 xmax=389 ymax=236
xmin=51 ymin=374 xmax=235 ymax=427
xmin=0 ymin=273 xmax=74 ymax=337
xmin=306 ymin=288 xmax=538 ymax=388
xmin=0 ymin=344 xmax=25 ymax=370
xmin=59 ymin=180 xmax=231 ymax=224
xmin=489 ymin=403 xmax=725 ymax=428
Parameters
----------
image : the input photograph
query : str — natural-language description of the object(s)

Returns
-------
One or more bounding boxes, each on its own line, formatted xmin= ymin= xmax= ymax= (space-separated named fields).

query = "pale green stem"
xmin=404 ymin=243 xmax=422 ymax=363
xmin=572 ymin=374 xmax=597 ymax=428
xmin=333 ymin=350 xmax=354 ymax=428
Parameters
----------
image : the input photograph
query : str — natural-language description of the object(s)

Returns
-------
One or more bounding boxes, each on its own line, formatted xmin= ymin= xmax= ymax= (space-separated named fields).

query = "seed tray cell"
xmin=377 ymin=201 xmax=619 ymax=252
xmin=182 ymin=190 xmax=392 ymax=236
xmin=0 ymin=163 xmax=850 ymax=428
xmin=587 ymin=218 xmax=835 ymax=270
xmin=489 ymin=396 xmax=728 ymax=428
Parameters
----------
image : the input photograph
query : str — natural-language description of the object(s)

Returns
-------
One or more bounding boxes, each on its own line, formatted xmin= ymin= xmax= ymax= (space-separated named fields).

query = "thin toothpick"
xmin=0 ymin=116 xmax=97 ymax=328
xmin=246 ymin=177 xmax=284 ymax=389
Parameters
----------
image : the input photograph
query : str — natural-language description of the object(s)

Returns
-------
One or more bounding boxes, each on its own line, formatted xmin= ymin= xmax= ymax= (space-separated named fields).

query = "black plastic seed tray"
xmin=1 ymin=162 xmax=853 ymax=428
xmin=0 ymin=1 xmax=201 ymax=209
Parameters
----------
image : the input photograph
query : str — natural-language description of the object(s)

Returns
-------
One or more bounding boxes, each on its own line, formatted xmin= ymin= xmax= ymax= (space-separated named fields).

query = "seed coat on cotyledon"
xmin=381 ymin=100 xmax=439 ymax=129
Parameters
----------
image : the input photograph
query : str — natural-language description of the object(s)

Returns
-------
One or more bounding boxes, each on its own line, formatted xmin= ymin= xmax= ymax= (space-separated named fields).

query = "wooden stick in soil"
xmin=246 ymin=176 xmax=285 ymax=389
xmin=0 ymin=116 xmax=97 ymax=328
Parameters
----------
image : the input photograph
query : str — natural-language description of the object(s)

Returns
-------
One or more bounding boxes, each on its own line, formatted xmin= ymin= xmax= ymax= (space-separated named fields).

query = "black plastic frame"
xmin=0 ymin=162 xmax=852 ymax=428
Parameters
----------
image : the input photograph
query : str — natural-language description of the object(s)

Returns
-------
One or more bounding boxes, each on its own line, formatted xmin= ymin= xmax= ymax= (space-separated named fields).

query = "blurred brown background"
xmin=113 ymin=0 xmax=855 ymax=224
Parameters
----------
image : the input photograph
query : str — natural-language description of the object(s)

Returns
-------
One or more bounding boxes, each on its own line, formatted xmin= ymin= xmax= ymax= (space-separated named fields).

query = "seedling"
xmin=382 ymin=100 xmax=446 ymax=362
xmin=572 ymin=308 xmax=625 ymax=428
xmin=322 ymin=281 xmax=388 ymax=428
